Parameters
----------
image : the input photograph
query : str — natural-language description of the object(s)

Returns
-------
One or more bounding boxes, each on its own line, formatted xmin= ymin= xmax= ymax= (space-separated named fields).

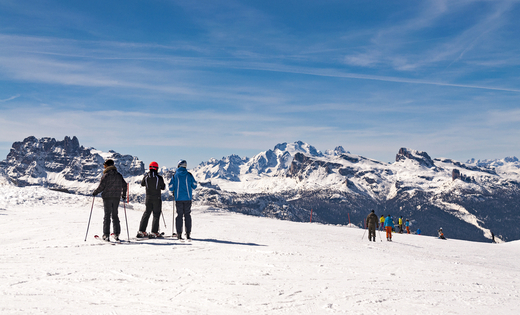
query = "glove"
xmin=92 ymin=192 xmax=97 ymax=196
xmin=122 ymin=195 xmax=126 ymax=201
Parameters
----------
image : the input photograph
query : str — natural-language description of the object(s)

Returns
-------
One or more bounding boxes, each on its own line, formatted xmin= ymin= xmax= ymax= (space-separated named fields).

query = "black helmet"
xmin=177 ymin=160 xmax=187 ymax=168
xmin=104 ymin=159 xmax=114 ymax=166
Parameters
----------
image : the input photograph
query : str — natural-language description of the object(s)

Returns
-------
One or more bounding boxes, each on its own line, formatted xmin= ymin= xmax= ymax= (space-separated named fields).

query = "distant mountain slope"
xmin=192 ymin=143 xmax=520 ymax=243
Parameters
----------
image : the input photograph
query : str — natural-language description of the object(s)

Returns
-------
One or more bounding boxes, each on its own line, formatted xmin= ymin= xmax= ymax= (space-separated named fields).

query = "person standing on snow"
xmin=405 ymin=219 xmax=410 ymax=234
xmin=366 ymin=210 xmax=378 ymax=242
xmin=92 ymin=159 xmax=127 ymax=241
xmin=137 ymin=161 xmax=166 ymax=239
xmin=384 ymin=214 xmax=394 ymax=241
xmin=438 ymin=228 xmax=446 ymax=239
xmin=169 ymin=160 xmax=197 ymax=240
xmin=379 ymin=215 xmax=385 ymax=231
xmin=398 ymin=216 xmax=403 ymax=233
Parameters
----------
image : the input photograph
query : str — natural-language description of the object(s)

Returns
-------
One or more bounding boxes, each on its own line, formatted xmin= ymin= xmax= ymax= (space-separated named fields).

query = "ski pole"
xmin=123 ymin=185 xmax=130 ymax=242
xmin=361 ymin=227 xmax=367 ymax=240
xmin=84 ymin=196 xmax=95 ymax=241
xmin=123 ymin=199 xmax=130 ymax=242
xmin=172 ymin=195 xmax=176 ymax=237
xmin=161 ymin=209 xmax=167 ymax=229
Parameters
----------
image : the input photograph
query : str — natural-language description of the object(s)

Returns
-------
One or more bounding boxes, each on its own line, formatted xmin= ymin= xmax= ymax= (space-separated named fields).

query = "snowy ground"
xmin=1 ymin=186 xmax=519 ymax=314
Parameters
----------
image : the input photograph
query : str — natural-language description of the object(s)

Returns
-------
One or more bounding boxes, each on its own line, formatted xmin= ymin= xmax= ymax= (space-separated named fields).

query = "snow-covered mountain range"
xmin=2 ymin=136 xmax=519 ymax=242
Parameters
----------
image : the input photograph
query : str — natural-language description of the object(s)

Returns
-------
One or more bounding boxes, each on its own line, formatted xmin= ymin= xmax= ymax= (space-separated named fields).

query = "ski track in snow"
xmin=1 ymin=186 xmax=520 ymax=314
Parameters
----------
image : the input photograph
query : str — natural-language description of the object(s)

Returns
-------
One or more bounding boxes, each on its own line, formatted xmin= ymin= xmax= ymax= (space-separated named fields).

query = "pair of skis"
xmin=94 ymin=233 xmax=122 ymax=245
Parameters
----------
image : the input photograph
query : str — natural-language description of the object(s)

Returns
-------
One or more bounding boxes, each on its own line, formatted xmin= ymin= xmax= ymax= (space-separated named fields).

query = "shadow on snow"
xmin=193 ymin=238 xmax=266 ymax=247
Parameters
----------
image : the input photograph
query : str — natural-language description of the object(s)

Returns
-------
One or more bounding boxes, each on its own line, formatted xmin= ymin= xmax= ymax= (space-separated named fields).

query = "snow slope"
xmin=1 ymin=185 xmax=519 ymax=314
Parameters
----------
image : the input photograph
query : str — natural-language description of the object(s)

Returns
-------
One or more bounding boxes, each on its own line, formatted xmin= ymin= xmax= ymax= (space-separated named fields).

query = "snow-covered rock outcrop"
xmin=0 ymin=136 xmax=145 ymax=195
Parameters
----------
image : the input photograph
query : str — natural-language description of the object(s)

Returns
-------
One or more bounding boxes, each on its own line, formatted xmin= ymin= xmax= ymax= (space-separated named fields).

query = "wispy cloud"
xmin=0 ymin=94 xmax=20 ymax=102
xmin=342 ymin=0 xmax=519 ymax=75
xmin=12 ymin=46 xmax=513 ymax=96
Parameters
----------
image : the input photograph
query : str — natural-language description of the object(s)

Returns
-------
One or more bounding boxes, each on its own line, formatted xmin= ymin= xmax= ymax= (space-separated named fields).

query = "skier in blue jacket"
xmin=169 ymin=160 xmax=197 ymax=240
xmin=384 ymin=215 xmax=394 ymax=241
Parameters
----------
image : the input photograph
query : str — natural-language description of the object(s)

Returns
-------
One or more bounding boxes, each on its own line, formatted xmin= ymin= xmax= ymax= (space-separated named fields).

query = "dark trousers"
xmin=103 ymin=198 xmax=121 ymax=236
xmin=368 ymin=227 xmax=376 ymax=241
xmin=176 ymin=200 xmax=192 ymax=235
xmin=139 ymin=197 xmax=162 ymax=233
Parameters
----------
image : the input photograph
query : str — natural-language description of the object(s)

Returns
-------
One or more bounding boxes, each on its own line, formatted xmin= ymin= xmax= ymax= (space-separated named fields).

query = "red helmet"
xmin=149 ymin=161 xmax=159 ymax=170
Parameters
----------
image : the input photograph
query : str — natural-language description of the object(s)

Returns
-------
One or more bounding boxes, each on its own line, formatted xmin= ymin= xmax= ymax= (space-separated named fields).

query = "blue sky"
xmin=1 ymin=0 xmax=519 ymax=168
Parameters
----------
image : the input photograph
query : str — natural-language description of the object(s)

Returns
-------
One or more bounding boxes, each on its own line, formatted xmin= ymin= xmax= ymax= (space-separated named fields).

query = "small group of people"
xmin=92 ymin=159 xmax=197 ymax=241
xmin=378 ymin=215 xmax=410 ymax=234
xmin=366 ymin=211 xmax=412 ymax=242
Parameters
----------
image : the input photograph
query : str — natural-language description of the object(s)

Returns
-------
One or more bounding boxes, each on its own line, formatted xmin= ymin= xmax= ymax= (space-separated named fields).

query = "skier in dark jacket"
xmin=169 ymin=159 xmax=197 ymax=240
xmin=92 ymin=159 xmax=127 ymax=241
xmin=366 ymin=210 xmax=378 ymax=242
xmin=137 ymin=161 xmax=166 ymax=238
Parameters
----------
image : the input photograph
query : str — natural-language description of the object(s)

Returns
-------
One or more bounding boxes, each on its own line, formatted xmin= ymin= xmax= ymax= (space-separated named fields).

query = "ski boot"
xmin=136 ymin=231 xmax=148 ymax=238
xmin=148 ymin=232 xmax=163 ymax=239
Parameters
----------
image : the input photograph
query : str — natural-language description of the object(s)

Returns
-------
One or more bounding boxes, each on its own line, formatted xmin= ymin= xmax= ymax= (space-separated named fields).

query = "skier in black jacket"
xmin=366 ymin=210 xmax=378 ymax=242
xmin=92 ymin=159 xmax=127 ymax=241
xmin=137 ymin=161 xmax=165 ymax=238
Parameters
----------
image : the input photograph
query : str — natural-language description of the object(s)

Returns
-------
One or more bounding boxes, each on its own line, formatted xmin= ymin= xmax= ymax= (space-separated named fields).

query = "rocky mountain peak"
xmin=325 ymin=146 xmax=348 ymax=156
xmin=273 ymin=141 xmax=323 ymax=157
xmin=395 ymin=147 xmax=434 ymax=168
xmin=0 ymin=136 xmax=144 ymax=190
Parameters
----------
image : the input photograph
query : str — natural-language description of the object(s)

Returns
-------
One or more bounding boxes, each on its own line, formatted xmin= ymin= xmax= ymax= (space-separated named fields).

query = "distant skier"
xmin=366 ymin=210 xmax=378 ymax=242
xmin=169 ymin=160 xmax=197 ymax=240
xmin=137 ymin=161 xmax=165 ymax=239
xmin=379 ymin=215 xmax=385 ymax=231
xmin=384 ymin=215 xmax=394 ymax=241
xmin=398 ymin=216 xmax=403 ymax=233
xmin=405 ymin=219 xmax=410 ymax=234
xmin=438 ymin=228 xmax=446 ymax=240
xmin=92 ymin=159 xmax=127 ymax=241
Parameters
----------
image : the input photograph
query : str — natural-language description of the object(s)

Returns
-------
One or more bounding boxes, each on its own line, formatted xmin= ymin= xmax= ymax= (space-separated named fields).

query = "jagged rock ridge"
xmin=0 ymin=136 xmax=145 ymax=194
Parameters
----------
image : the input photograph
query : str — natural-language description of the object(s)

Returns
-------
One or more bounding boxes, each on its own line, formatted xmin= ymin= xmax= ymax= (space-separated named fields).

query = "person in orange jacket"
xmin=384 ymin=215 xmax=394 ymax=241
